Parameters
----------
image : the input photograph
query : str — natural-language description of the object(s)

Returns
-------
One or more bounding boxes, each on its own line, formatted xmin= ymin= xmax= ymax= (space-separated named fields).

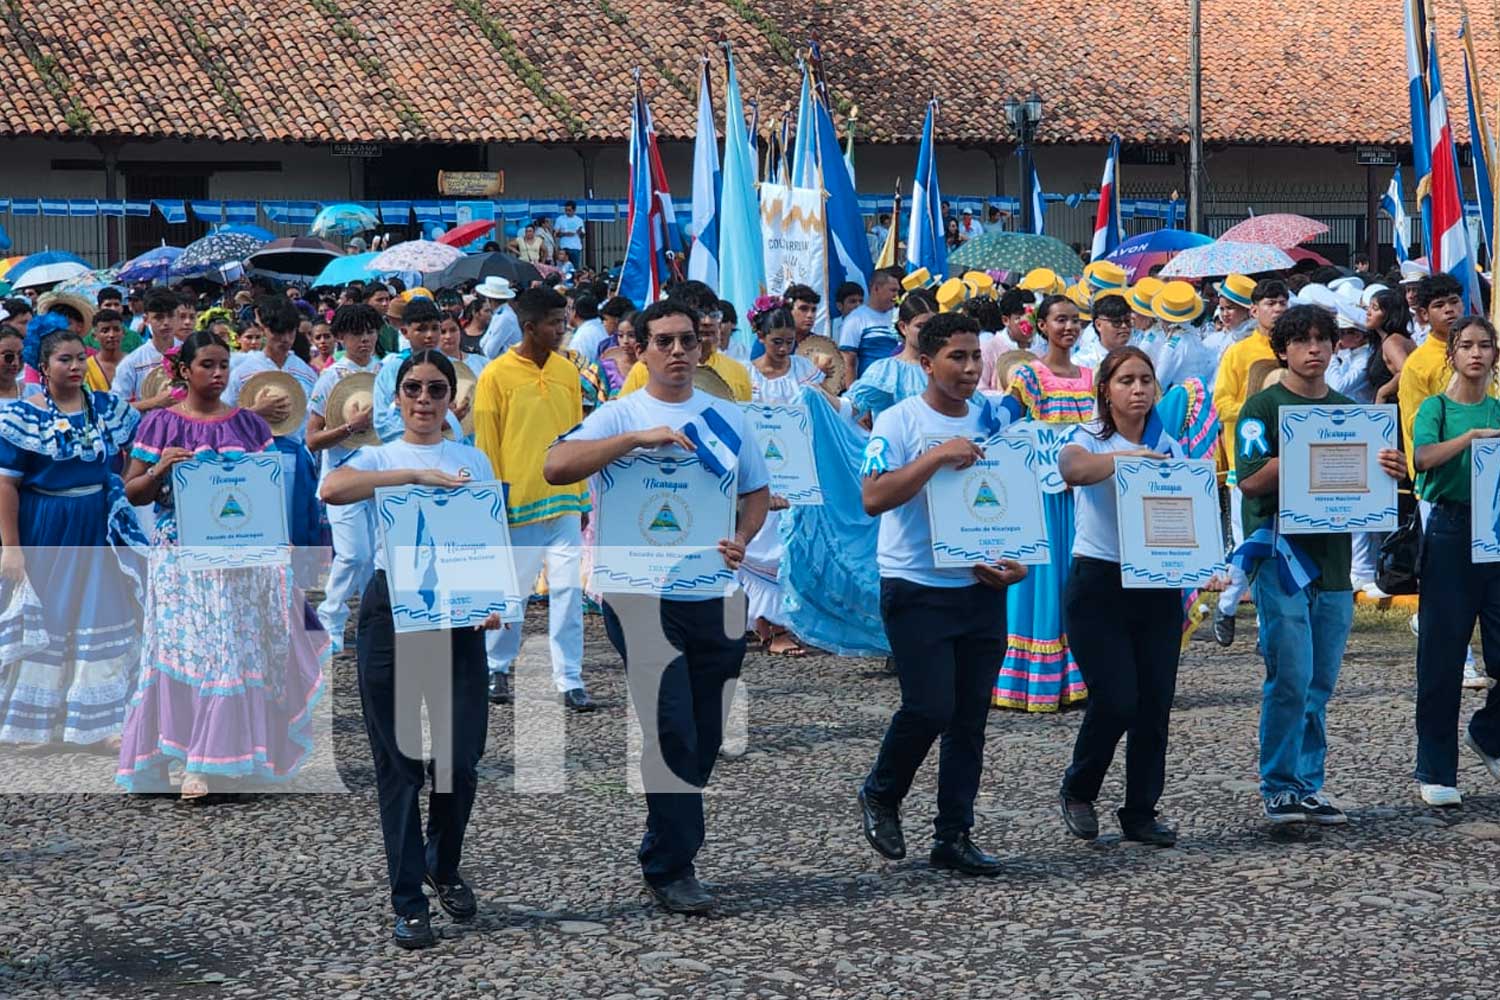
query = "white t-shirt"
xmin=1068 ymin=421 xmax=1183 ymax=563
xmin=344 ymin=439 xmax=491 ymax=574
xmin=308 ymin=355 xmax=383 ymax=480
xmin=864 ymin=395 xmax=990 ymax=588
xmin=554 ymin=214 xmax=586 ymax=251
xmin=569 ymin=318 xmax=609 ymax=363
xmin=112 ymin=339 xmax=169 ymax=402
xmin=836 ymin=304 xmax=899 ymax=352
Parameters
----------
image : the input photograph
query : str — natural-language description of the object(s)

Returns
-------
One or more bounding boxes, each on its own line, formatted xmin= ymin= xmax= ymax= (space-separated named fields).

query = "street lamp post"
xmin=1004 ymin=92 xmax=1044 ymax=234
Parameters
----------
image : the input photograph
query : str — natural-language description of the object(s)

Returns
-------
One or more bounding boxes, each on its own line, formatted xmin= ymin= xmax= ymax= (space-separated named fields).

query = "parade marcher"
xmin=543 ymin=299 xmax=769 ymax=914
xmin=619 ymin=286 xmax=752 ymax=402
xmin=0 ymin=325 xmax=24 ymax=402
xmin=1071 ymin=291 xmax=1133 ymax=370
xmin=438 ymin=312 xmax=488 ymax=379
xmin=857 ymin=312 xmax=1026 ymax=875
xmin=112 ymin=288 xmax=184 ymax=413
xmin=86 ymin=309 xmax=127 ymax=392
xmin=117 ymin=331 xmax=328 ymax=799
xmin=1234 ymin=306 xmax=1407 ymax=823
xmin=1409 ymin=315 xmax=1500 ymax=806
xmin=0 ymin=324 xmax=143 ymax=749
xmin=477 ymin=277 xmax=521 ymax=359
xmin=323 ymin=349 xmax=502 ymax=949
xmin=846 ymin=291 xmax=939 ymax=422
xmin=1150 ymin=282 xmax=1218 ymax=392
xmin=374 ymin=298 xmax=468 ymax=443
xmin=1366 ymin=287 xmax=1414 ymax=406
xmin=1210 ymin=278 xmax=1288 ymax=646
xmin=1057 ymin=347 xmax=1186 ymax=846
xmin=460 ymin=298 xmax=493 ymax=355
xmin=995 ymin=294 xmax=1095 ymax=712
xmin=1204 ymin=274 xmax=1257 ymax=356
xmin=473 ymin=287 xmax=593 ymax=710
xmin=837 ymin=270 xmax=901 ymax=380
xmin=306 ymin=304 xmax=383 ymax=649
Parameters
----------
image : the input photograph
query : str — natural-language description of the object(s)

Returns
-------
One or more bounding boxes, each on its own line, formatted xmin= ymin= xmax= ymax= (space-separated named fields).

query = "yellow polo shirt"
xmin=1211 ymin=329 xmax=1277 ymax=478
xmin=619 ymin=349 xmax=753 ymax=402
xmin=473 ymin=350 xmax=589 ymax=527
xmin=1395 ymin=335 xmax=1484 ymax=483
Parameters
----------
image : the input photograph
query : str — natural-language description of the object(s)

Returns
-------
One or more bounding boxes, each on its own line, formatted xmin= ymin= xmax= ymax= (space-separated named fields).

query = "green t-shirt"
xmin=376 ymin=324 xmax=401 ymax=358
xmin=1234 ymin=382 xmax=1354 ymax=591
xmin=1412 ymin=394 xmax=1500 ymax=504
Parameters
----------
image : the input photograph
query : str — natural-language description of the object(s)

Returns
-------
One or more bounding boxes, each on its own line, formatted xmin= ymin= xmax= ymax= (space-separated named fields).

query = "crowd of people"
xmin=0 ymin=242 xmax=1498 ymax=948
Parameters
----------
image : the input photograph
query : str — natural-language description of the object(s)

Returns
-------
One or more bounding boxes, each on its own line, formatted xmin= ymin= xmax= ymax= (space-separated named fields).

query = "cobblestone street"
xmin=4 ymin=604 xmax=1499 ymax=999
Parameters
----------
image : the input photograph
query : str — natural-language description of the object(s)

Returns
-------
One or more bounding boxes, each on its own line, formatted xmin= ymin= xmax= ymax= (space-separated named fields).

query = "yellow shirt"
xmin=1211 ymin=329 xmax=1277 ymax=478
xmin=1397 ymin=335 xmax=1459 ymax=482
xmin=473 ymin=349 xmax=589 ymax=527
xmin=619 ymin=349 xmax=753 ymax=402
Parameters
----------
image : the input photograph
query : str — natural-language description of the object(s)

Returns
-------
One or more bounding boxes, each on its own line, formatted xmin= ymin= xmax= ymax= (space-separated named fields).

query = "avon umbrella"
xmin=1103 ymin=229 xmax=1215 ymax=282
xmin=1157 ymin=241 xmax=1296 ymax=279
xmin=1218 ymin=213 xmax=1329 ymax=249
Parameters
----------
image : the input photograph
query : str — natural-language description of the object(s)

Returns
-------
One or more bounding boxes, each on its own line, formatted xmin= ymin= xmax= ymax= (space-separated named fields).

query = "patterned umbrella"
xmin=7 ymin=250 xmax=94 ymax=289
xmin=213 ymin=223 xmax=277 ymax=242
xmin=173 ymin=231 xmax=267 ymax=276
xmin=54 ymin=268 xmax=120 ymax=299
xmin=246 ymin=236 xmax=344 ymax=277
xmin=115 ymin=245 xmax=183 ymax=284
xmin=310 ymin=203 xmax=379 ymax=238
xmin=1157 ymin=241 xmax=1295 ymax=279
xmin=945 ymin=232 xmax=1083 ymax=282
xmin=1103 ymin=229 xmax=1215 ymax=282
xmin=1217 ymin=213 xmax=1329 ymax=249
xmin=371 ymin=239 xmax=463 ymax=273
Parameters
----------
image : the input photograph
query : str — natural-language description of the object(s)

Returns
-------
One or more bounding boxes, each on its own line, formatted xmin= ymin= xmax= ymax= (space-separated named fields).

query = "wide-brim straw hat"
xmin=1151 ymin=280 xmax=1206 ymax=325
xmin=795 ymin=334 xmax=847 ymax=394
xmin=239 ymin=370 xmax=308 ymax=436
xmin=692 ymin=365 xmax=735 ymax=400
xmin=453 ymin=362 xmax=478 ymax=437
xmin=323 ymin=371 xmax=379 ymax=448
xmin=37 ymin=290 xmax=96 ymax=331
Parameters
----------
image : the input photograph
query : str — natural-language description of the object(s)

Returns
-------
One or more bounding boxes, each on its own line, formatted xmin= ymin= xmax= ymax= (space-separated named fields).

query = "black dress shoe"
xmin=487 ymin=673 xmax=512 ymax=705
xmin=929 ymin=834 xmax=1004 ymax=876
xmin=424 ymin=872 xmax=477 ymax=921
xmin=645 ymin=875 xmax=714 ymax=914
xmin=393 ymin=911 xmax=437 ymax=950
xmin=1120 ymin=818 xmax=1178 ymax=847
xmin=1059 ymin=792 xmax=1099 ymax=840
xmin=563 ymin=688 xmax=595 ymax=713
xmin=858 ymin=788 xmax=905 ymax=860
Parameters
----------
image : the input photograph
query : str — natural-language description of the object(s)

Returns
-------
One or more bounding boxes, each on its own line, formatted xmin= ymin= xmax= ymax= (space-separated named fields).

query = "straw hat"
xmin=1083 ymin=260 xmax=1128 ymax=293
xmin=239 ymin=370 xmax=308 ymax=436
xmin=1019 ymin=268 xmax=1065 ymax=296
xmin=453 ymin=362 xmax=478 ymax=438
xmin=796 ymin=334 xmax=846 ymax=394
xmin=1151 ymin=281 xmax=1205 ymax=325
xmin=962 ymin=270 xmax=996 ymax=299
xmin=323 ymin=372 xmax=379 ymax=448
xmin=36 ymin=290 xmax=96 ymax=332
xmin=902 ymin=268 xmax=934 ymax=291
xmin=1064 ymin=282 xmax=1093 ymax=320
xmin=692 ymin=365 xmax=735 ymax=401
xmin=1247 ymin=358 xmax=1283 ymax=396
xmin=1260 ymin=367 xmax=1287 ymax=390
xmin=935 ymin=277 xmax=967 ymax=313
xmin=140 ymin=367 xmax=179 ymax=401
xmin=1215 ymin=273 xmax=1255 ymax=309
xmin=475 ymin=276 xmax=516 ymax=301
xmin=1127 ymin=277 xmax=1166 ymax=318
xmin=991 ymin=349 xmax=1036 ymax=391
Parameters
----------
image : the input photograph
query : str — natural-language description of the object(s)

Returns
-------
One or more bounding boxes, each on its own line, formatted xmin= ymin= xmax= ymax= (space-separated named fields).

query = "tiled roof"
xmin=0 ymin=1 xmax=1493 ymax=146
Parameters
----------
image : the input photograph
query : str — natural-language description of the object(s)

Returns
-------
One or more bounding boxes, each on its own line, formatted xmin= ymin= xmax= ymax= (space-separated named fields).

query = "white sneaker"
xmin=1409 ymin=613 xmax=1419 ymax=637
xmin=1419 ymin=783 xmax=1463 ymax=807
xmin=1361 ymin=581 xmax=1391 ymax=599
xmin=1463 ymin=659 xmax=1493 ymax=690
xmin=1464 ymin=731 xmax=1500 ymax=781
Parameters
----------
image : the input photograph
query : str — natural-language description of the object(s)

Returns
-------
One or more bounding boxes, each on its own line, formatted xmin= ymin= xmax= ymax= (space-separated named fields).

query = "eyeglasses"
xmin=1097 ymin=316 xmax=1132 ymax=328
xmin=649 ymin=333 xmax=699 ymax=352
xmin=399 ymin=380 xmax=451 ymax=401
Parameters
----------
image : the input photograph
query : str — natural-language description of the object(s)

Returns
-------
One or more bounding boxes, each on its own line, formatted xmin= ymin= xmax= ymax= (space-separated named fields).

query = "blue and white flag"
xmin=1406 ymin=0 xmax=1433 ymax=252
xmin=790 ymin=62 xmax=815 ymax=188
xmin=906 ymin=99 xmax=947 ymax=279
xmin=1381 ymin=164 xmax=1412 ymax=265
xmin=1029 ymin=161 xmax=1046 ymax=236
xmin=717 ymin=44 xmax=766 ymax=327
xmin=812 ymin=94 xmax=874 ymax=300
xmin=687 ymin=60 xmax=721 ymax=291
xmin=682 ymin=406 xmax=741 ymax=478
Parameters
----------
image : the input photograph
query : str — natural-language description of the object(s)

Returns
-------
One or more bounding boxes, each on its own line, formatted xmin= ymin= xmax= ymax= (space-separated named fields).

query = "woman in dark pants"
xmin=321 ymin=350 xmax=505 ymax=950
xmin=1056 ymin=347 xmax=1184 ymax=846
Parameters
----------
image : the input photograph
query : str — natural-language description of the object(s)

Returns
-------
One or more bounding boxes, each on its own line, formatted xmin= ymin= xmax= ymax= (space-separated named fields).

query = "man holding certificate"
xmin=1234 ymin=306 xmax=1406 ymax=826
xmin=543 ymin=300 xmax=769 ymax=915
xmin=856 ymin=313 xmax=1027 ymax=877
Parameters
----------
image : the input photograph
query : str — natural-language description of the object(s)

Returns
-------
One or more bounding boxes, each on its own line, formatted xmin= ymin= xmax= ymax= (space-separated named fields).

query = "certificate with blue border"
xmin=374 ymin=480 xmax=525 ymax=634
xmin=1470 ymin=438 xmax=1500 ymax=562
xmin=1115 ymin=457 xmax=1224 ymax=588
xmin=1277 ymin=404 xmax=1397 ymax=534
xmin=925 ymin=434 xmax=1050 ymax=567
xmin=172 ymin=454 xmax=290 ymax=570
xmin=741 ymin=402 xmax=822 ymax=505
xmin=999 ymin=419 xmax=1072 ymax=494
xmin=593 ymin=449 xmax=737 ymax=596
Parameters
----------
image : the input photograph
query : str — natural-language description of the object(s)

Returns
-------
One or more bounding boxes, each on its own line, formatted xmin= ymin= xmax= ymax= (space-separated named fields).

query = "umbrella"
xmin=1102 ymin=229 xmax=1215 ymax=282
xmin=1218 ymin=213 xmax=1329 ymax=249
xmin=1157 ymin=241 xmax=1296 ymax=279
xmin=54 ymin=268 xmax=119 ymax=300
xmin=310 ymin=203 xmax=379 ymax=238
xmin=1287 ymin=247 xmax=1332 ymax=267
xmin=423 ymin=252 xmax=542 ymax=291
xmin=310 ymin=252 xmax=399 ymax=288
xmin=0 ymin=224 xmax=10 ymax=253
xmin=437 ymin=220 xmax=496 ymax=248
xmin=7 ymin=250 xmax=93 ymax=289
xmin=172 ymin=231 xmax=267 ymax=277
xmin=945 ymin=232 xmax=1083 ymax=282
xmin=0 ymin=256 xmax=26 ymax=280
xmin=213 ymin=223 xmax=277 ymax=242
xmin=246 ymin=236 xmax=344 ymax=277
xmin=372 ymin=239 xmax=463 ymax=273
xmin=115 ymin=245 xmax=184 ymax=284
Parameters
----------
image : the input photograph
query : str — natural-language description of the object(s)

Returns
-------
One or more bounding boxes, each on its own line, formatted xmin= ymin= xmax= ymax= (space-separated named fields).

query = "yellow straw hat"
xmin=1127 ymin=277 xmax=1166 ymax=318
xmin=1151 ymin=280 xmax=1206 ymax=325
xmin=1215 ymin=273 xmax=1255 ymax=308
xmin=1083 ymin=260 xmax=1128 ymax=292
xmin=902 ymin=268 xmax=934 ymax=291
xmin=936 ymin=277 xmax=967 ymax=313
xmin=1064 ymin=281 xmax=1093 ymax=320
xmin=1019 ymin=268 xmax=1065 ymax=296
xmin=962 ymin=270 xmax=996 ymax=299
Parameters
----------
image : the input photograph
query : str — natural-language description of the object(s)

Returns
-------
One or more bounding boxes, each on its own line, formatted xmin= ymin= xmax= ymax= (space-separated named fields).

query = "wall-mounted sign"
xmin=332 ymin=143 xmax=383 ymax=158
xmin=1355 ymin=146 xmax=1397 ymax=167
xmin=438 ymin=171 xmax=505 ymax=197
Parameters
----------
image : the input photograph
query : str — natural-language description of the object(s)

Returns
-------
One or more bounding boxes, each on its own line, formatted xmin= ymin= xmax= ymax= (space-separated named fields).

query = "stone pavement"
xmin=3 ymin=604 xmax=1499 ymax=1000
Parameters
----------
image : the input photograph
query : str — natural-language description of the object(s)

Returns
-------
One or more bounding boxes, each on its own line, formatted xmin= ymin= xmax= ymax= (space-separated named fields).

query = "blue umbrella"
xmin=310 ymin=203 xmax=379 ymax=238
xmin=213 ymin=223 xmax=276 ymax=242
xmin=7 ymin=250 xmax=93 ymax=289
xmin=309 ymin=252 xmax=388 ymax=287
xmin=116 ymin=245 xmax=184 ymax=284
xmin=1103 ymin=229 xmax=1215 ymax=281
xmin=0 ymin=224 xmax=10 ymax=252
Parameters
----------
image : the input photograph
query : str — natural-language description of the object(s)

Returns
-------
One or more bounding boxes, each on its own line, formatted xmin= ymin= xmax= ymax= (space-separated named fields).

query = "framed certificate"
xmin=1115 ymin=457 xmax=1224 ymax=588
xmin=1470 ymin=438 xmax=1500 ymax=562
xmin=925 ymin=434 xmax=1050 ymax=566
xmin=373 ymin=480 xmax=525 ymax=633
xmin=592 ymin=449 xmax=738 ymax=596
xmin=1278 ymin=405 xmax=1398 ymax=534
xmin=741 ymin=402 xmax=822 ymax=505
xmin=172 ymin=454 xmax=290 ymax=570
xmin=999 ymin=419 xmax=1072 ymax=494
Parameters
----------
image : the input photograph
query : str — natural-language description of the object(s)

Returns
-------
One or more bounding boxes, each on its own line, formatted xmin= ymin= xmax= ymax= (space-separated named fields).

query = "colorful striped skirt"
xmin=994 ymin=491 xmax=1087 ymax=712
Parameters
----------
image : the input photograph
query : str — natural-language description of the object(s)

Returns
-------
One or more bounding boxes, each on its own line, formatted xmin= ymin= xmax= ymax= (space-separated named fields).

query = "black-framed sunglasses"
xmin=399 ymin=379 xmax=451 ymax=401
xmin=649 ymin=333 xmax=699 ymax=352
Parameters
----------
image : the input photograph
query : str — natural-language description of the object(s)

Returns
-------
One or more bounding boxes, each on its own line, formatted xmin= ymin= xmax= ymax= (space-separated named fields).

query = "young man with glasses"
xmin=473 ymin=287 xmax=592 ymax=710
xmin=618 ymin=285 xmax=753 ymax=401
xmin=1072 ymin=292 xmax=1134 ymax=368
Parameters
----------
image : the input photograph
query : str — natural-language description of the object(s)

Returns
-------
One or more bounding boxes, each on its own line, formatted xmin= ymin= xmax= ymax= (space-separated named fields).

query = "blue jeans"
xmin=1251 ymin=566 xmax=1354 ymax=799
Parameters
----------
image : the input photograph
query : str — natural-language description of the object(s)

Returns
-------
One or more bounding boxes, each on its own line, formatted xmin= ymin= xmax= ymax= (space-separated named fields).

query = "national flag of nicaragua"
xmin=1381 ymin=164 xmax=1411 ymax=265
xmin=687 ymin=61 xmax=721 ymax=290
xmin=683 ymin=406 xmax=741 ymax=477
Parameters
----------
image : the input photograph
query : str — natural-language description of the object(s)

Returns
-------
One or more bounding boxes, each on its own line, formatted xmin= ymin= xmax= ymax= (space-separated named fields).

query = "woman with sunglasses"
xmin=116 ymin=331 xmax=329 ymax=800
xmin=322 ymin=349 xmax=502 ymax=950
xmin=0 ymin=325 xmax=25 ymax=401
